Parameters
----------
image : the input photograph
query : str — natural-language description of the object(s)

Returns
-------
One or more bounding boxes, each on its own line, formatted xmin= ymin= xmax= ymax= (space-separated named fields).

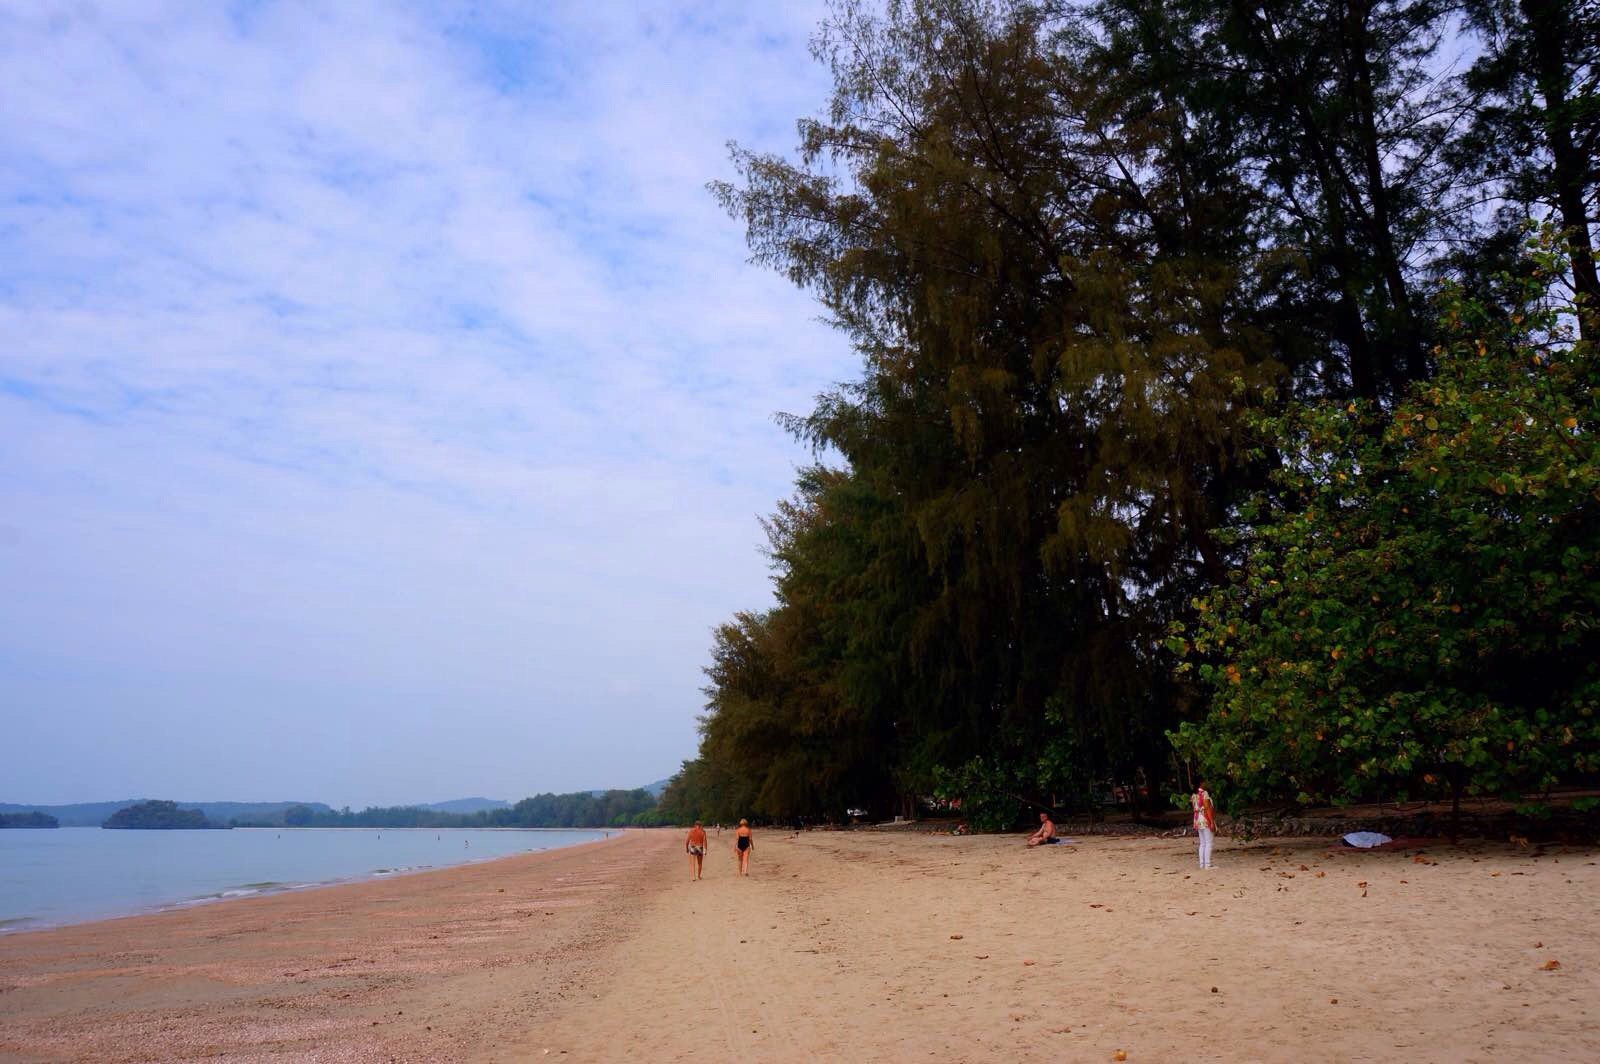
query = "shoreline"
xmin=0 ymin=829 xmax=663 ymax=1062
xmin=0 ymin=826 xmax=615 ymax=937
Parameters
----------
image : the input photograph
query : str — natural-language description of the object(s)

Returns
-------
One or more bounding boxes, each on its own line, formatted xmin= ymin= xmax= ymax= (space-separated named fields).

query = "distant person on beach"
xmin=1193 ymin=782 xmax=1217 ymax=869
xmin=686 ymin=821 xmax=708 ymax=881
xmin=734 ymin=819 xmax=753 ymax=875
xmin=1026 ymin=812 xmax=1058 ymax=847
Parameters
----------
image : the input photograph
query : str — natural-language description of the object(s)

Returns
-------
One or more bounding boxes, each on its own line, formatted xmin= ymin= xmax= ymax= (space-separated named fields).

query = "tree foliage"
xmin=1173 ymin=235 xmax=1600 ymax=809
xmin=671 ymin=0 xmax=1600 ymax=827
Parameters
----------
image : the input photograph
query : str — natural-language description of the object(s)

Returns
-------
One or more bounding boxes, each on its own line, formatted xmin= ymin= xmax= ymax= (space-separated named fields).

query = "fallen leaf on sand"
xmin=1023 ymin=959 xmax=1036 ymax=966
xmin=975 ymin=954 xmax=989 ymax=960
xmin=1535 ymin=941 xmax=1543 ymax=948
xmin=1113 ymin=1051 xmax=1128 ymax=1061
xmin=1316 ymin=871 xmax=1326 ymax=878
xmin=1541 ymin=960 xmax=1561 ymax=971
xmin=950 ymin=934 xmax=963 ymax=940
xmin=1210 ymin=986 xmax=1218 ymax=994
xmin=1090 ymin=903 xmax=1103 ymax=908
xmin=1300 ymin=864 xmax=1310 ymax=871
xmin=1330 ymin=998 xmax=1338 ymax=1004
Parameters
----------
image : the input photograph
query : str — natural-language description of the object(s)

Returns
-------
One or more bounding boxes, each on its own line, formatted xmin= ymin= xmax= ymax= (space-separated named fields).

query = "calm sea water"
xmin=0 ymin=827 xmax=608 ymax=932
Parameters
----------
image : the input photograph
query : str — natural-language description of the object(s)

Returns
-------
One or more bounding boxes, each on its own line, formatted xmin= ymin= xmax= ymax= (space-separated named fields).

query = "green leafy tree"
xmin=1173 ymin=234 xmax=1600 ymax=813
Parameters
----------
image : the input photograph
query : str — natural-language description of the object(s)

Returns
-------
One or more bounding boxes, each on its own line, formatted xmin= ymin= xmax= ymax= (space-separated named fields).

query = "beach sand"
xmin=3 ymin=829 xmax=1597 ymax=1062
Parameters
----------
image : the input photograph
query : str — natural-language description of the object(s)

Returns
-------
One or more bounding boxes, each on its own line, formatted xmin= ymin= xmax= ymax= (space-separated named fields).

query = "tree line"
xmin=242 ymin=790 xmax=663 ymax=830
xmin=659 ymin=0 xmax=1599 ymax=829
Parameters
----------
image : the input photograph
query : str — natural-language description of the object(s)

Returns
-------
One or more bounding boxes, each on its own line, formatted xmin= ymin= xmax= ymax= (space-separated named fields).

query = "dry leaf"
xmin=949 ymin=934 xmax=963 ymax=940
xmin=1023 ymin=959 xmax=1036 ymax=966
xmin=1329 ymin=998 xmax=1338 ymax=1004
xmin=1113 ymin=1052 xmax=1128 ymax=1062
xmin=1316 ymin=871 xmax=1326 ymax=878
xmin=1300 ymin=864 xmax=1310 ymax=871
xmin=1541 ymin=960 xmax=1561 ymax=971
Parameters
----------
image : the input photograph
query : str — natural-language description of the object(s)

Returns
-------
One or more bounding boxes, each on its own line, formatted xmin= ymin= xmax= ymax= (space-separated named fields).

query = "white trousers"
xmin=1197 ymin=827 xmax=1214 ymax=868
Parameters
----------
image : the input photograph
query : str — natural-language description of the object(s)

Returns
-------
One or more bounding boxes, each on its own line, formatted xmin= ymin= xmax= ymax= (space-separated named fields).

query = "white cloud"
xmin=0 ymin=1 xmax=853 ymax=805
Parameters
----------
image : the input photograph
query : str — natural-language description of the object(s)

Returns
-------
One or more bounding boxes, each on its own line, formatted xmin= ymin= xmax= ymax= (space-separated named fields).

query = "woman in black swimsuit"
xmin=734 ymin=818 xmax=753 ymax=876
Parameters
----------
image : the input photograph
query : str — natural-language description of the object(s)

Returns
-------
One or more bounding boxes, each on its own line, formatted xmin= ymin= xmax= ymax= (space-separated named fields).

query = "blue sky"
xmin=0 ymin=1 xmax=853 ymax=806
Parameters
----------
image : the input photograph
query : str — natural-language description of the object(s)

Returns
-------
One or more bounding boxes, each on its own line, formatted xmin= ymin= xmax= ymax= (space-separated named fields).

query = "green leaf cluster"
xmin=1173 ymin=236 xmax=1600 ymax=810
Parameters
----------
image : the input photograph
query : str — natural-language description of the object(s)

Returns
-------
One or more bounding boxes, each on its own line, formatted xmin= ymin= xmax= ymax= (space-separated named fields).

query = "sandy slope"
xmin=4 ymin=828 xmax=1597 ymax=1063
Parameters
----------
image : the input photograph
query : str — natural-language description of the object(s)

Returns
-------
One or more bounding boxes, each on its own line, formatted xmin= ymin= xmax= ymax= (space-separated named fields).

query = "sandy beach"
xmin=3 ymin=828 xmax=1597 ymax=1063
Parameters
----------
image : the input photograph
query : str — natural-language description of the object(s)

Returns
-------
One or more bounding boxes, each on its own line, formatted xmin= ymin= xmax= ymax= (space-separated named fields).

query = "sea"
xmin=0 ymin=826 xmax=608 ymax=932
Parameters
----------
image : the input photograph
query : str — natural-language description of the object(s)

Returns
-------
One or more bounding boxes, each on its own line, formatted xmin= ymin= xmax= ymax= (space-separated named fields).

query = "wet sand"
xmin=4 ymin=829 xmax=1597 ymax=1062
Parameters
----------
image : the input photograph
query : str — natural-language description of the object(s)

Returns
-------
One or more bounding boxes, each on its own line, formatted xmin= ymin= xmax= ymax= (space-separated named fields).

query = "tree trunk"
xmin=1346 ymin=0 xmax=1422 ymax=381
xmin=1523 ymin=0 xmax=1600 ymax=338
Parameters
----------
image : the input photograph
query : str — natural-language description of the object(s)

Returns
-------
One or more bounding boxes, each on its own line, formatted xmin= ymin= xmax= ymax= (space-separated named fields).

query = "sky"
xmin=0 ymin=1 xmax=856 ymax=807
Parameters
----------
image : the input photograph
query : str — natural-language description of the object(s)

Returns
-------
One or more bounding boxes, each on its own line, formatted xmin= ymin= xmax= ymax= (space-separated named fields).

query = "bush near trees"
xmin=1172 ymin=238 xmax=1600 ymax=814
xmin=661 ymin=0 xmax=1600 ymax=829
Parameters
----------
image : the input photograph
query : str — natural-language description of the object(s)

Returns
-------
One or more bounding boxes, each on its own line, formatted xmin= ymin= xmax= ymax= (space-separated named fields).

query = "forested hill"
xmin=659 ymin=0 xmax=1600 ymax=831
xmin=104 ymin=801 xmax=229 ymax=830
xmin=0 ymin=811 xmax=58 ymax=828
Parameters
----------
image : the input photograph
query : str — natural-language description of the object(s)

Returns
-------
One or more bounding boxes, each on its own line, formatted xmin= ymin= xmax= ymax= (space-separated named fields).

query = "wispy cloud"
xmin=0 ymin=1 xmax=851 ymax=805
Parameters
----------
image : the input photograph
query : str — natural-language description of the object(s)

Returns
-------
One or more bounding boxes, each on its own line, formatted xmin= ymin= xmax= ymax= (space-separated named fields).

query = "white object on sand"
xmin=1342 ymin=831 xmax=1392 ymax=848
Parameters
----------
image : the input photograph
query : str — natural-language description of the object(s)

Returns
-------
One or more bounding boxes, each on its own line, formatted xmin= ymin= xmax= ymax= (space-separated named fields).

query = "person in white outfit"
xmin=1192 ymin=782 xmax=1218 ymax=869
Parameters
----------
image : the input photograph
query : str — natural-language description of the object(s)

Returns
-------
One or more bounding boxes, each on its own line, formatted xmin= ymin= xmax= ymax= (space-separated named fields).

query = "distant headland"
xmin=0 ymin=811 xmax=58 ymax=828
xmin=1 ymin=779 xmax=677 ymax=831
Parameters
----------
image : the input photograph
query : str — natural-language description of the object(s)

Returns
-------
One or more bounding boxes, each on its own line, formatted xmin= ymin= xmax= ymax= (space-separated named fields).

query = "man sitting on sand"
xmin=1026 ymin=811 xmax=1059 ymax=847
xmin=685 ymin=821 xmax=708 ymax=881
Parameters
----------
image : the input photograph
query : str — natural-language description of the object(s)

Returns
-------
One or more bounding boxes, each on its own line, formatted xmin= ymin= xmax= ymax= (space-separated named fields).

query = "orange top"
xmin=1192 ymin=789 xmax=1217 ymax=832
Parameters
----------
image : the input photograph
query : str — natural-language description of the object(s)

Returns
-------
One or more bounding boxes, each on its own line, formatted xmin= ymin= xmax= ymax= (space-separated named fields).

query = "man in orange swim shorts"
xmin=685 ymin=821 xmax=708 ymax=881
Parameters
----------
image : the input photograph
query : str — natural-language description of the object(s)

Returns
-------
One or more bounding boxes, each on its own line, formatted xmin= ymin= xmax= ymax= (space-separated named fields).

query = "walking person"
xmin=685 ymin=820 xmax=708 ymax=881
xmin=734 ymin=818 xmax=754 ymax=876
xmin=1193 ymin=781 xmax=1218 ymax=869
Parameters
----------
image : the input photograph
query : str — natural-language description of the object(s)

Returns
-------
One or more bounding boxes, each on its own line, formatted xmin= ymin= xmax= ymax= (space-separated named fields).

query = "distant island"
xmin=0 ymin=810 xmax=58 ymax=828
xmin=103 ymin=800 xmax=230 ymax=830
